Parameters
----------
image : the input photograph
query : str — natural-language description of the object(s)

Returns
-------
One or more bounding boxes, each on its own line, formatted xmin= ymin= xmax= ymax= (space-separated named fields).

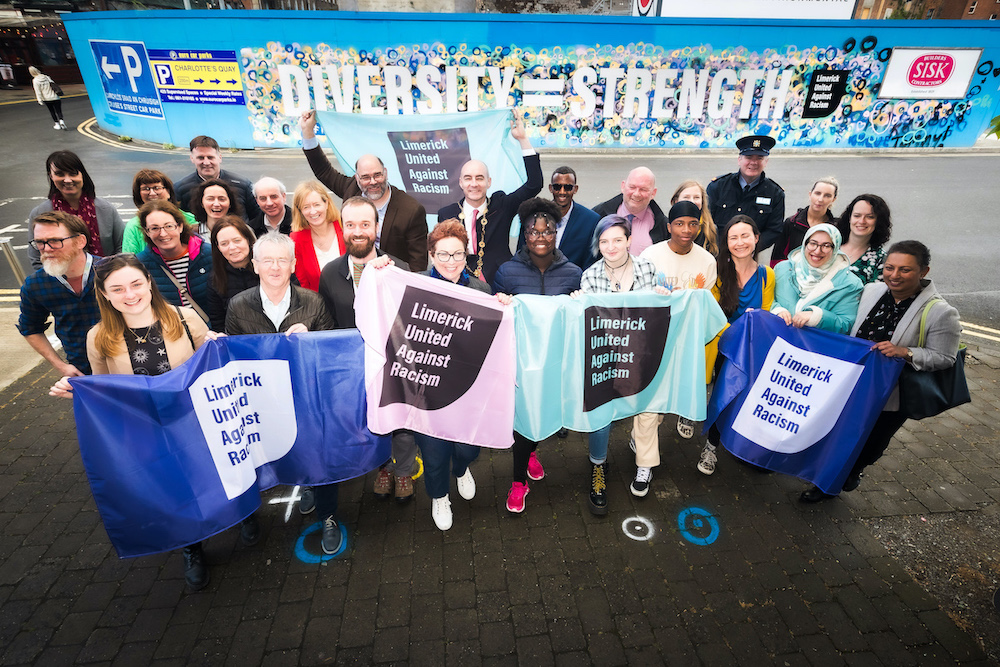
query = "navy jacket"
xmin=491 ymin=247 xmax=582 ymax=296
xmin=175 ymin=168 xmax=260 ymax=221
xmin=706 ymin=171 xmax=785 ymax=252
xmin=137 ymin=235 xmax=213 ymax=318
xmin=517 ymin=202 xmax=600 ymax=270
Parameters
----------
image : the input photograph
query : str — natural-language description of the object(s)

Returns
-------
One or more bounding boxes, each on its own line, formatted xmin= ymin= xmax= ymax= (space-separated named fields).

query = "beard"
xmin=42 ymin=256 xmax=73 ymax=278
xmin=362 ymin=182 xmax=388 ymax=201
xmin=347 ymin=235 xmax=376 ymax=259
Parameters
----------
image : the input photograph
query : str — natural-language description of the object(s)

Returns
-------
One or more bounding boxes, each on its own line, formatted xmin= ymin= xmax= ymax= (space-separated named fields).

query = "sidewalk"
xmin=0 ymin=341 xmax=998 ymax=664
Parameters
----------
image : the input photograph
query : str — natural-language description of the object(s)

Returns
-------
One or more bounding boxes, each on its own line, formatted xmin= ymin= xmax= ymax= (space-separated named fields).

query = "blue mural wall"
xmin=62 ymin=11 xmax=1000 ymax=149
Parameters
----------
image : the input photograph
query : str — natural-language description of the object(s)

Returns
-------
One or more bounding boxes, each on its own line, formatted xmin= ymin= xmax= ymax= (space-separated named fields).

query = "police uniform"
xmin=706 ymin=135 xmax=785 ymax=252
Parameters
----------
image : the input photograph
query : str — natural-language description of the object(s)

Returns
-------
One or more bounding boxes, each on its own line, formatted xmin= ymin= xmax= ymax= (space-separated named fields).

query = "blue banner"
xmin=705 ymin=310 xmax=904 ymax=494
xmin=70 ymin=331 xmax=389 ymax=558
xmin=514 ymin=289 xmax=727 ymax=441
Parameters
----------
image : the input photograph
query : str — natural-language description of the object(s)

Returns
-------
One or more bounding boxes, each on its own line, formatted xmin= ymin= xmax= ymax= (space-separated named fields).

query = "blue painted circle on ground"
xmin=294 ymin=521 xmax=348 ymax=563
xmin=677 ymin=507 xmax=720 ymax=546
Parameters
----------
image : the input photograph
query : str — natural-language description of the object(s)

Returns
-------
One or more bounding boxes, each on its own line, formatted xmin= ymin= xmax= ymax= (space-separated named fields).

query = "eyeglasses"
xmin=357 ymin=171 xmax=385 ymax=184
xmin=255 ymin=257 xmax=292 ymax=268
xmin=526 ymin=229 xmax=556 ymax=239
xmin=145 ymin=223 xmax=179 ymax=234
xmin=28 ymin=234 xmax=81 ymax=250
xmin=805 ymin=241 xmax=835 ymax=252
xmin=433 ymin=250 xmax=466 ymax=263
xmin=140 ymin=185 xmax=165 ymax=194
xmin=549 ymin=183 xmax=575 ymax=192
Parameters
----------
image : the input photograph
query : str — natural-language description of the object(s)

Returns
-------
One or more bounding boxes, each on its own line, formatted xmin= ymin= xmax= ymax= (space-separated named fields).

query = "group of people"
xmin=19 ymin=123 xmax=961 ymax=591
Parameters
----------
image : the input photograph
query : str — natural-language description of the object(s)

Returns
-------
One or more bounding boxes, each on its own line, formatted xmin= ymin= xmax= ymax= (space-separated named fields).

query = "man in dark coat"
xmin=175 ymin=135 xmax=259 ymax=220
xmin=249 ymin=177 xmax=293 ymax=236
xmin=299 ymin=111 xmax=429 ymax=271
xmin=591 ymin=167 xmax=669 ymax=257
xmin=705 ymin=135 xmax=785 ymax=252
xmin=436 ymin=117 xmax=542 ymax=285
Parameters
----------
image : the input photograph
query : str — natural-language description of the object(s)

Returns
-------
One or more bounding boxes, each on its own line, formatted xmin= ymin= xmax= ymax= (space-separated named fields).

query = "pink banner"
xmin=355 ymin=267 xmax=516 ymax=449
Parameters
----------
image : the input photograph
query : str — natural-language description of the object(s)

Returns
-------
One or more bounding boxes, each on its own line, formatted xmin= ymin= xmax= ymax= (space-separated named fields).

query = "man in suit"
xmin=299 ymin=111 xmax=429 ymax=271
xmin=249 ymin=177 xmax=293 ymax=236
xmin=706 ymin=135 xmax=785 ymax=252
xmin=547 ymin=166 xmax=600 ymax=269
xmin=436 ymin=117 xmax=542 ymax=285
xmin=592 ymin=167 xmax=668 ymax=257
xmin=318 ymin=197 xmax=417 ymax=503
xmin=174 ymin=135 xmax=259 ymax=220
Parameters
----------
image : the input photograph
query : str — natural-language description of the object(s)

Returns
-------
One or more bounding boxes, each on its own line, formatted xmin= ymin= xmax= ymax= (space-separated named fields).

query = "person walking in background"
xmin=30 ymin=66 xmax=66 ymax=130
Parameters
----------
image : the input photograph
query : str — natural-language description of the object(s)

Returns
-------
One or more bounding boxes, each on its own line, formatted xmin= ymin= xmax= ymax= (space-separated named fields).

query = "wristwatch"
xmin=904 ymin=348 xmax=914 ymax=361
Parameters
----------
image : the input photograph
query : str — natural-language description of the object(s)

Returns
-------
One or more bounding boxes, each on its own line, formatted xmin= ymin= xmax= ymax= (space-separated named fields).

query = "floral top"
xmin=849 ymin=246 xmax=886 ymax=285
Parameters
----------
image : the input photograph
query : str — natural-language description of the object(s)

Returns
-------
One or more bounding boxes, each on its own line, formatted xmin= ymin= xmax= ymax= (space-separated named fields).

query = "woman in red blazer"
xmin=290 ymin=180 xmax=345 ymax=291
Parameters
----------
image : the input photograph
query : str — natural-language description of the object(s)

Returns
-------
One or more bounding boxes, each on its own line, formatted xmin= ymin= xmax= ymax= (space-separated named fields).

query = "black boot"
xmin=589 ymin=462 xmax=608 ymax=516
xmin=183 ymin=543 xmax=209 ymax=591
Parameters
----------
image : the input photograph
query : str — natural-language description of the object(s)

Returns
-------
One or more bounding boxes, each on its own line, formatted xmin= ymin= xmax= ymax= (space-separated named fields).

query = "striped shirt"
xmin=165 ymin=255 xmax=191 ymax=306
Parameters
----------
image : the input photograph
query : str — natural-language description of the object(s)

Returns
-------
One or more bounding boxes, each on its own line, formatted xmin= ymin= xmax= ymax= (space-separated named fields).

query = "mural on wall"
xmin=240 ymin=34 xmax=996 ymax=149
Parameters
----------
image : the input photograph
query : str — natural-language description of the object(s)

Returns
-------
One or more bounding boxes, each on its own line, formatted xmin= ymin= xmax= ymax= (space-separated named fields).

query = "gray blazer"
xmin=27 ymin=198 xmax=125 ymax=270
xmin=851 ymin=279 xmax=961 ymax=411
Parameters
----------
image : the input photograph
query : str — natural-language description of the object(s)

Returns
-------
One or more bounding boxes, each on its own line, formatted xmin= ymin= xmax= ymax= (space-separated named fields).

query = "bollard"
xmin=0 ymin=237 xmax=26 ymax=285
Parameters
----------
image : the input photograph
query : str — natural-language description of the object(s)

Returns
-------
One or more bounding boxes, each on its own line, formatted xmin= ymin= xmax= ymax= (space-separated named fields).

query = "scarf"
xmin=51 ymin=194 xmax=102 ymax=257
xmin=430 ymin=264 xmax=471 ymax=287
xmin=788 ymin=223 xmax=846 ymax=302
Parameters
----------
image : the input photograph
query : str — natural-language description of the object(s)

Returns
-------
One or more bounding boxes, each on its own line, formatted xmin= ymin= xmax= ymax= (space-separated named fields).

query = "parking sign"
xmin=89 ymin=40 xmax=164 ymax=119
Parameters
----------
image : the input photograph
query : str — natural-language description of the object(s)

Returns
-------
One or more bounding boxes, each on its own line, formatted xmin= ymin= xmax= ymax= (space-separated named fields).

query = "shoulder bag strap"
xmin=916 ymin=297 xmax=943 ymax=348
xmin=159 ymin=266 xmax=210 ymax=323
xmin=174 ymin=305 xmax=196 ymax=352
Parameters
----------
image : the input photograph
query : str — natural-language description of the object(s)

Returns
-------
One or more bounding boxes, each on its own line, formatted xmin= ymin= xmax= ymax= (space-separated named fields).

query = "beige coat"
xmin=86 ymin=307 xmax=209 ymax=376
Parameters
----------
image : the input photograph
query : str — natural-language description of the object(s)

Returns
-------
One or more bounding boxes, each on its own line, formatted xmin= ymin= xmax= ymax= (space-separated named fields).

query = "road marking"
xmin=621 ymin=516 xmax=655 ymax=542
xmin=964 ymin=329 xmax=1000 ymax=343
xmin=268 ymin=485 xmax=307 ymax=522
xmin=677 ymin=507 xmax=720 ymax=546
xmin=962 ymin=321 xmax=1000 ymax=335
xmin=0 ymin=93 xmax=89 ymax=107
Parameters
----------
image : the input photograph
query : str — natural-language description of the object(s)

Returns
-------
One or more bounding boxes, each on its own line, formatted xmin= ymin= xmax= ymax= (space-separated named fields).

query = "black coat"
xmin=225 ymin=284 xmax=334 ymax=335
xmin=249 ymin=205 xmax=293 ymax=237
xmin=175 ymin=168 xmax=261 ymax=222
xmin=207 ymin=262 xmax=259 ymax=332
xmin=706 ymin=171 xmax=785 ymax=252
xmin=436 ymin=153 xmax=543 ymax=285
xmin=318 ymin=251 xmax=408 ymax=329
xmin=591 ymin=194 xmax=670 ymax=247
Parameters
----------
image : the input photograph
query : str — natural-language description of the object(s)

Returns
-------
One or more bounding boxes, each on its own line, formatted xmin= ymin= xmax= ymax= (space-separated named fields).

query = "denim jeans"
xmin=415 ymin=433 xmax=480 ymax=499
xmin=588 ymin=423 xmax=612 ymax=464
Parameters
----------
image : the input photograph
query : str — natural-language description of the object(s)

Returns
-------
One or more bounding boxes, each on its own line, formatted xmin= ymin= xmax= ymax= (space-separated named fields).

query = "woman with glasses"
xmin=136 ymin=200 xmax=213 ymax=323
xmin=574 ymin=214 xmax=659 ymax=514
xmin=836 ymin=194 xmax=893 ymax=286
xmin=290 ymin=181 xmax=345 ymax=292
xmin=771 ymin=223 xmax=863 ymax=334
xmin=771 ymin=177 xmax=839 ymax=267
xmin=28 ymin=151 xmax=125 ymax=271
xmin=122 ymin=169 xmax=197 ymax=253
xmin=206 ymin=216 xmax=259 ymax=332
xmin=190 ymin=179 xmax=243 ymax=241
xmin=492 ymin=198 xmax=582 ymax=514
xmin=49 ymin=254 xmax=225 ymax=591
xmin=414 ymin=219 xmax=495 ymax=530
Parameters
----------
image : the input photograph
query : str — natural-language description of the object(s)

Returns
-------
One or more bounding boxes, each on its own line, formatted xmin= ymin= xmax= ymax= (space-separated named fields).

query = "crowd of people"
xmin=19 ymin=124 xmax=962 ymax=590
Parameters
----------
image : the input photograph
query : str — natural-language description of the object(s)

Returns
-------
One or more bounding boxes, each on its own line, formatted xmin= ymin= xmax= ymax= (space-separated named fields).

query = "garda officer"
xmin=706 ymin=135 xmax=785 ymax=253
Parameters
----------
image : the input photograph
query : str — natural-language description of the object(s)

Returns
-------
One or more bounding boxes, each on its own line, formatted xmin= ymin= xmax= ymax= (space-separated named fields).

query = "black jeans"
xmin=511 ymin=432 xmax=538 ymax=484
xmin=850 ymin=410 xmax=909 ymax=477
xmin=44 ymin=99 xmax=63 ymax=122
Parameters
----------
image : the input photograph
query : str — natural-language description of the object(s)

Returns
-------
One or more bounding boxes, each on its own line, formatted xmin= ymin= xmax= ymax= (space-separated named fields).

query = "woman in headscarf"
xmin=770 ymin=223 xmax=863 ymax=335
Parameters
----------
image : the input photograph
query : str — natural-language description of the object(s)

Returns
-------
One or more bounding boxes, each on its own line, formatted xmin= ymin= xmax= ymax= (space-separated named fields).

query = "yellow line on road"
xmin=961 ymin=321 xmax=1000 ymax=335
xmin=965 ymin=330 xmax=1000 ymax=344
xmin=0 ymin=93 xmax=89 ymax=106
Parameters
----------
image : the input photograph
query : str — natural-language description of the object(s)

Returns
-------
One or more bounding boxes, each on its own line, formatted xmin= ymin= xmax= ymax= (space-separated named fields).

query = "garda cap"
xmin=736 ymin=135 xmax=776 ymax=156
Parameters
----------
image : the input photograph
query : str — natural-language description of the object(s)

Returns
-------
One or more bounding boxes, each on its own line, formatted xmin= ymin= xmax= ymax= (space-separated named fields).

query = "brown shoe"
xmin=373 ymin=467 xmax=393 ymax=499
xmin=394 ymin=475 xmax=414 ymax=504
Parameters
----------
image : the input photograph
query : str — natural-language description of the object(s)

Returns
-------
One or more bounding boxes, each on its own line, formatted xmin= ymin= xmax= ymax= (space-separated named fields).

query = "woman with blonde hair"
xmin=290 ymin=181 xmax=345 ymax=291
xmin=30 ymin=65 xmax=65 ymax=130
xmin=670 ymin=180 xmax=718 ymax=256
xmin=49 ymin=254 xmax=240 ymax=591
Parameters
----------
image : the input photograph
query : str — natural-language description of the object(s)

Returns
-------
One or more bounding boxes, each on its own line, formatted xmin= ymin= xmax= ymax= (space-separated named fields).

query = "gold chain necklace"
xmin=126 ymin=321 xmax=157 ymax=345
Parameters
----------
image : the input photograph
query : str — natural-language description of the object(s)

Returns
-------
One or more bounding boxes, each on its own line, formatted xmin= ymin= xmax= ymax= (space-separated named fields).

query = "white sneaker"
xmin=59 ymin=119 xmax=67 ymax=130
xmin=630 ymin=467 xmax=652 ymax=497
xmin=677 ymin=416 xmax=696 ymax=439
xmin=53 ymin=122 xmax=60 ymax=130
xmin=698 ymin=444 xmax=717 ymax=475
xmin=431 ymin=495 xmax=452 ymax=531
xmin=456 ymin=469 xmax=476 ymax=500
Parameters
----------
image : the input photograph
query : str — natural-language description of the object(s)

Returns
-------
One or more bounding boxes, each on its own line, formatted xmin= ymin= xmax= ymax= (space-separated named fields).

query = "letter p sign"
xmin=121 ymin=46 xmax=143 ymax=94
xmin=155 ymin=63 xmax=174 ymax=86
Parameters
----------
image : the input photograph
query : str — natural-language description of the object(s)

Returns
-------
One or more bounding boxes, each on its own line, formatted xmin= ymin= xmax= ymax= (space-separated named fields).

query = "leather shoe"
xmin=557 ymin=428 xmax=569 ymax=439
xmin=321 ymin=515 xmax=343 ymax=555
xmin=183 ymin=543 xmax=209 ymax=591
xmin=799 ymin=486 xmax=836 ymax=503
xmin=842 ymin=471 xmax=863 ymax=492
xmin=240 ymin=514 xmax=260 ymax=547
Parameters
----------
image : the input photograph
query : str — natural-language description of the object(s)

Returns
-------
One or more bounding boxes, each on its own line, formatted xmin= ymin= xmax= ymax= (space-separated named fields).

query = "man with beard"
xmin=174 ymin=135 xmax=259 ymax=220
xmin=317 ymin=197 xmax=418 ymax=503
xmin=17 ymin=211 xmax=100 ymax=375
xmin=592 ymin=167 xmax=668 ymax=257
xmin=519 ymin=166 xmax=600 ymax=270
xmin=299 ymin=112 xmax=428 ymax=271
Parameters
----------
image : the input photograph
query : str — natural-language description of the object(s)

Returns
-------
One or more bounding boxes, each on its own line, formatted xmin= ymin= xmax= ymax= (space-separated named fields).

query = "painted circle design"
xmin=621 ymin=516 xmax=655 ymax=541
xmin=294 ymin=521 xmax=348 ymax=563
xmin=677 ymin=507 xmax=720 ymax=546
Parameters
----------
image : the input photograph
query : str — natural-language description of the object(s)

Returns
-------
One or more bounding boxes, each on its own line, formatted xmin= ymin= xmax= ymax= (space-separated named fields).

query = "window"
xmin=968 ymin=0 xmax=977 ymax=13
xmin=990 ymin=12 xmax=998 ymax=18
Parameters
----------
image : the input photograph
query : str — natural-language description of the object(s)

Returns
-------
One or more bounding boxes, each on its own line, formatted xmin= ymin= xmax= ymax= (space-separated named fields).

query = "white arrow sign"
xmin=101 ymin=55 xmax=121 ymax=79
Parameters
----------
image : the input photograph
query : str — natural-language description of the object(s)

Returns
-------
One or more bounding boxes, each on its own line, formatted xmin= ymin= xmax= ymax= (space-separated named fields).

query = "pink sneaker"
xmin=506 ymin=482 xmax=530 ymax=513
xmin=527 ymin=452 xmax=545 ymax=481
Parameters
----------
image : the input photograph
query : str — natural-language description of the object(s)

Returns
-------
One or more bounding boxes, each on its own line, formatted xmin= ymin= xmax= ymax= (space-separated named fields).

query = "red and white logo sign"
xmin=907 ymin=54 xmax=955 ymax=87
xmin=634 ymin=0 xmax=655 ymax=15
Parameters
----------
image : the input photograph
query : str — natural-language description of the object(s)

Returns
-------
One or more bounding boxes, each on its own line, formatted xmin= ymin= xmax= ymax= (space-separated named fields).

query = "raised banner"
xmin=514 ymin=289 xmax=727 ymax=441
xmin=315 ymin=109 xmax=527 ymax=216
xmin=705 ymin=310 xmax=904 ymax=494
xmin=354 ymin=267 xmax=516 ymax=449
xmin=70 ymin=331 xmax=389 ymax=558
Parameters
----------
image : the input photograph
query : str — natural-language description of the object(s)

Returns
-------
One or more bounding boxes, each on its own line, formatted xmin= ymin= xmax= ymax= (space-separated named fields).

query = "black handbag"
xmin=49 ymin=77 xmax=63 ymax=96
xmin=898 ymin=298 xmax=970 ymax=420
